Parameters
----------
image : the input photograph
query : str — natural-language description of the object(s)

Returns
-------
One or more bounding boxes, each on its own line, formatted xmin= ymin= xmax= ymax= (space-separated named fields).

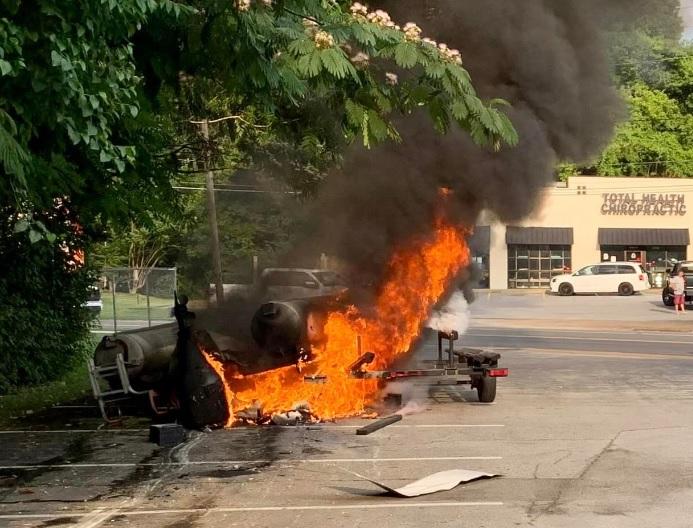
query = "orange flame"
xmin=209 ymin=222 xmax=469 ymax=424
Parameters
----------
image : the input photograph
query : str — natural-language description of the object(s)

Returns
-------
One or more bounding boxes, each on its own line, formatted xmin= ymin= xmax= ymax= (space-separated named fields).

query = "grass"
xmin=99 ymin=291 xmax=173 ymax=321
xmin=0 ymin=335 xmax=103 ymax=426
xmin=0 ymin=361 xmax=92 ymax=426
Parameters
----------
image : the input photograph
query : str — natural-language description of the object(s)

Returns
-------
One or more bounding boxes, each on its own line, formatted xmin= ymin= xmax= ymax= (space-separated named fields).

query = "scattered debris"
xmin=270 ymin=411 xmax=304 ymax=426
xmin=149 ymin=424 xmax=185 ymax=447
xmin=356 ymin=414 xmax=402 ymax=435
xmin=270 ymin=401 xmax=316 ymax=426
xmin=347 ymin=469 xmax=498 ymax=497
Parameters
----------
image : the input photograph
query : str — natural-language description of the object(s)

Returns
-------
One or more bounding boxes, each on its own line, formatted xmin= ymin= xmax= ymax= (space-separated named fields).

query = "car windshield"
xmin=264 ymin=271 xmax=314 ymax=287
xmin=677 ymin=263 xmax=693 ymax=273
xmin=313 ymin=271 xmax=343 ymax=287
xmin=575 ymin=266 xmax=596 ymax=276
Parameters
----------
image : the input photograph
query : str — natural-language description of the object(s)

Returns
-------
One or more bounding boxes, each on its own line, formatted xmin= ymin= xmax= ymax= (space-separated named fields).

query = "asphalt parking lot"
xmin=3 ymin=294 xmax=693 ymax=527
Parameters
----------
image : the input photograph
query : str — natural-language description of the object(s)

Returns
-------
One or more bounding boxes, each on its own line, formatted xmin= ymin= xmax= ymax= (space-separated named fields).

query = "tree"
xmin=1 ymin=0 xmax=518 ymax=389
xmin=566 ymin=6 xmax=693 ymax=179
xmin=121 ymin=0 xmax=522 ymax=294
xmin=595 ymin=82 xmax=693 ymax=177
xmin=137 ymin=0 xmax=518 ymax=180
xmin=0 ymin=0 xmax=184 ymax=392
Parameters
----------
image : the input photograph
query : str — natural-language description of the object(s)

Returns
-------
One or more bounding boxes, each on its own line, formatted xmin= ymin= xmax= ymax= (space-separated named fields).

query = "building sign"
xmin=600 ymin=193 xmax=687 ymax=216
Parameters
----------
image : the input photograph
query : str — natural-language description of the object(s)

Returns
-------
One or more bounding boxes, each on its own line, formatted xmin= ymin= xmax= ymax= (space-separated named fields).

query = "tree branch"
xmin=279 ymin=7 xmax=322 ymax=25
xmin=189 ymin=116 xmax=271 ymax=128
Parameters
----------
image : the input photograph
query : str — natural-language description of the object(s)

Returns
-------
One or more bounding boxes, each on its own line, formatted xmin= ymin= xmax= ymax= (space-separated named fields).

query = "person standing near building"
xmin=671 ymin=270 xmax=686 ymax=314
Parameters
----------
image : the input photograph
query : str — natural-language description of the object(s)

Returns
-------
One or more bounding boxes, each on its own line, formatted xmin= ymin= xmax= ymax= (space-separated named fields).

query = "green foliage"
xmin=2 ymin=0 xmax=520 ymax=389
xmin=139 ymin=0 xmax=517 ymax=164
xmin=594 ymin=82 xmax=693 ymax=177
xmin=574 ymin=7 xmax=693 ymax=178
xmin=0 ymin=207 xmax=96 ymax=394
xmin=0 ymin=360 xmax=92 ymax=425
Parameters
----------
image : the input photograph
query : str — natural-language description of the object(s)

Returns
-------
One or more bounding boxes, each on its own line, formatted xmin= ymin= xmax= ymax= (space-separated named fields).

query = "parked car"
xmin=550 ymin=262 xmax=650 ymax=296
xmin=662 ymin=261 xmax=693 ymax=306
xmin=210 ymin=268 xmax=347 ymax=304
xmin=84 ymin=285 xmax=103 ymax=314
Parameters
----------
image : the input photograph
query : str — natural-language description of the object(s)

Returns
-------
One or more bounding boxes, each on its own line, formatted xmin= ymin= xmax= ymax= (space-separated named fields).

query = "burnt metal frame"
xmin=87 ymin=353 xmax=149 ymax=423
xmin=344 ymin=331 xmax=505 ymax=384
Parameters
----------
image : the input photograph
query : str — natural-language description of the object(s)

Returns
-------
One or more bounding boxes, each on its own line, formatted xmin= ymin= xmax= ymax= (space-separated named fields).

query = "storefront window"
xmin=471 ymin=255 xmax=490 ymax=289
xmin=601 ymin=246 xmax=687 ymax=272
xmin=508 ymin=245 xmax=571 ymax=289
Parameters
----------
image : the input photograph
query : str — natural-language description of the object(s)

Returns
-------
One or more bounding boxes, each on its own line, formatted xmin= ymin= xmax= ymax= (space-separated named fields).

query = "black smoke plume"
xmin=293 ymin=0 xmax=662 ymax=289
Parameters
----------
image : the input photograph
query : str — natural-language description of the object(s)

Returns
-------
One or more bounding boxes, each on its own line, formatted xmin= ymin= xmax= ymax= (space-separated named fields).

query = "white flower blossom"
xmin=314 ymin=30 xmax=335 ymax=49
xmin=403 ymin=22 xmax=422 ymax=41
xmin=351 ymin=51 xmax=370 ymax=66
xmin=350 ymin=2 xmax=368 ymax=17
xmin=235 ymin=0 xmax=251 ymax=11
xmin=422 ymin=37 xmax=437 ymax=47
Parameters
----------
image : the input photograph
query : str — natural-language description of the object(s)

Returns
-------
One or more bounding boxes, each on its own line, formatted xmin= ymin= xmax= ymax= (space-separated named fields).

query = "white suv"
xmin=550 ymin=262 xmax=650 ymax=296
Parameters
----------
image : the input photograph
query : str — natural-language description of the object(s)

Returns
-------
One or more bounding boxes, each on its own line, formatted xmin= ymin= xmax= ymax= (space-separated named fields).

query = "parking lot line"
xmin=523 ymin=348 xmax=693 ymax=361
xmin=0 ymin=425 xmax=504 ymax=434
xmin=468 ymin=326 xmax=693 ymax=337
xmin=0 ymin=456 xmax=502 ymax=470
xmin=0 ymin=429 xmax=148 ymax=434
xmin=0 ymin=502 xmax=504 ymax=520
xmin=466 ymin=332 xmax=693 ymax=345
xmin=312 ymin=424 xmax=505 ymax=429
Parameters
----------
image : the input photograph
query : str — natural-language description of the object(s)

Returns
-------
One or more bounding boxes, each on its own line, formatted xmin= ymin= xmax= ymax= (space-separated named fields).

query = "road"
xmin=463 ymin=326 xmax=693 ymax=356
xmin=3 ymin=297 xmax=693 ymax=527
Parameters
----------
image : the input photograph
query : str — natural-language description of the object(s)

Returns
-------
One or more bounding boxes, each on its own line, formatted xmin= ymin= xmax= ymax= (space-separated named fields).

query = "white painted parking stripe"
xmin=0 ymin=429 xmax=148 ymax=434
xmin=465 ymin=332 xmax=693 ymax=345
xmin=311 ymin=424 xmax=505 ymax=429
xmin=0 ymin=502 xmax=503 ymax=519
xmin=0 ymin=456 xmax=501 ymax=470
xmin=468 ymin=326 xmax=693 ymax=337
xmin=72 ymin=508 xmax=113 ymax=528
xmin=523 ymin=348 xmax=693 ymax=362
xmin=0 ymin=425 xmax=503 ymax=434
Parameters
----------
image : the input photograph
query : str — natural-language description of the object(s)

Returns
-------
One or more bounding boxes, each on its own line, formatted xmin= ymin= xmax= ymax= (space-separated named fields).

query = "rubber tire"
xmin=663 ymin=291 xmax=675 ymax=307
xmin=477 ymin=376 xmax=497 ymax=403
xmin=618 ymin=282 xmax=634 ymax=296
xmin=558 ymin=283 xmax=574 ymax=296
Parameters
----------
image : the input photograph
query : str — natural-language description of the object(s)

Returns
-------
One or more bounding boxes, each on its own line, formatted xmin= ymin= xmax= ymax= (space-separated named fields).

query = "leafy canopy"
xmin=565 ymin=6 xmax=693 ymax=178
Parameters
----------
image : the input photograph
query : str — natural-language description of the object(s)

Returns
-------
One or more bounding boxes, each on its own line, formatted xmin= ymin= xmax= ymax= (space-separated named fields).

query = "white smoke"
xmin=396 ymin=399 xmax=426 ymax=416
xmin=425 ymin=291 xmax=470 ymax=334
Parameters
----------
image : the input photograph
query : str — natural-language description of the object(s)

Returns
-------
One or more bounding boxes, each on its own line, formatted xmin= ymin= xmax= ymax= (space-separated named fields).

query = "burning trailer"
xmin=88 ymin=223 xmax=508 ymax=429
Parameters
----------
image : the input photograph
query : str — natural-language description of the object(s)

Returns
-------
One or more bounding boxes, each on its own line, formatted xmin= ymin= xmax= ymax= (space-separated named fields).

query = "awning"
xmin=506 ymin=227 xmax=573 ymax=245
xmin=598 ymin=228 xmax=690 ymax=246
xmin=468 ymin=226 xmax=490 ymax=254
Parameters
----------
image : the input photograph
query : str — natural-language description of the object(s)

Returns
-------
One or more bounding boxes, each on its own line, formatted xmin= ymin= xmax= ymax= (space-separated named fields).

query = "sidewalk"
xmin=468 ymin=289 xmax=693 ymax=333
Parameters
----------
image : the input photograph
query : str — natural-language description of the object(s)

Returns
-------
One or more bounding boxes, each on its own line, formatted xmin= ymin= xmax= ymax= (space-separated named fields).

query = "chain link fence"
xmin=95 ymin=267 xmax=177 ymax=334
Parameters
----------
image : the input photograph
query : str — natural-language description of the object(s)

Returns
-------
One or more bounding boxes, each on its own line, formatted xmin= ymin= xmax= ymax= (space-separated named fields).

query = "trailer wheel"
xmin=477 ymin=376 xmax=497 ymax=403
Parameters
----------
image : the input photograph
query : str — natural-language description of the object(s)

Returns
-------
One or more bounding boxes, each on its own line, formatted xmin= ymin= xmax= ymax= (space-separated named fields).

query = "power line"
xmin=172 ymin=185 xmax=300 ymax=194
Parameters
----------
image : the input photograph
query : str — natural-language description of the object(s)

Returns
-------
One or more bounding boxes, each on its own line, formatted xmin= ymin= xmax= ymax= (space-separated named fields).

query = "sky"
xmin=681 ymin=0 xmax=693 ymax=40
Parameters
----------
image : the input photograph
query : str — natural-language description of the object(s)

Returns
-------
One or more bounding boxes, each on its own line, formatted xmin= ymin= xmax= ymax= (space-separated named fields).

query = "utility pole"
xmin=200 ymin=119 xmax=225 ymax=305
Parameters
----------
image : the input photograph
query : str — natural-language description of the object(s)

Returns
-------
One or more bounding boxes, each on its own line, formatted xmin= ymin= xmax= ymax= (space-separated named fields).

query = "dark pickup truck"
xmin=662 ymin=261 xmax=693 ymax=306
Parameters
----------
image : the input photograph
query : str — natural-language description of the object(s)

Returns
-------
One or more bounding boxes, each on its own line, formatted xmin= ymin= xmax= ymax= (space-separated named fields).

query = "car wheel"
xmin=618 ymin=282 xmax=634 ymax=296
xmin=663 ymin=291 xmax=675 ymax=306
xmin=476 ymin=376 xmax=497 ymax=403
xmin=558 ymin=283 xmax=574 ymax=296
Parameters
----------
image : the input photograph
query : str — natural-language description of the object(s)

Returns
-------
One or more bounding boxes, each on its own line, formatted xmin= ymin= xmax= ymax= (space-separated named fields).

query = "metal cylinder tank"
xmin=250 ymin=300 xmax=326 ymax=359
xmin=93 ymin=323 xmax=177 ymax=389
